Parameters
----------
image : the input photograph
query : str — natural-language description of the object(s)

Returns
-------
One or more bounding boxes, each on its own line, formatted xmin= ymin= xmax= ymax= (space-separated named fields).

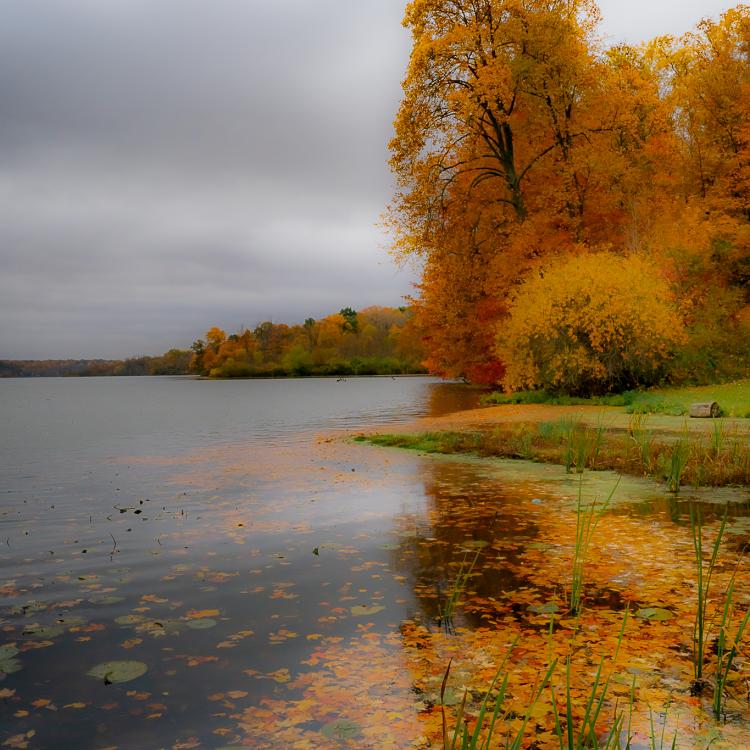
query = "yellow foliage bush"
xmin=497 ymin=252 xmax=687 ymax=395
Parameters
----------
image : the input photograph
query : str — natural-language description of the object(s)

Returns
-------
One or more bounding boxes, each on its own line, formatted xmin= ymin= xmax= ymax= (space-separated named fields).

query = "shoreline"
xmin=356 ymin=402 xmax=750 ymax=492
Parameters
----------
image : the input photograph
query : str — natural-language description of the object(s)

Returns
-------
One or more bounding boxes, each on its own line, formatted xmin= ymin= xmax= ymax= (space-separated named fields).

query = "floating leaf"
xmin=460 ymin=540 xmax=488 ymax=549
xmin=10 ymin=601 xmax=47 ymax=616
xmin=527 ymin=541 xmax=553 ymax=552
xmin=115 ymin=614 xmax=145 ymax=626
xmin=350 ymin=605 xmax=385 ymax=617
xmin=185 ymin=609 xmax=220 ymax=619
xmin=528 ymin=602 xmax=559 ymax=615
xmin=185 ymin=618 xmax=217 ymax=630
xmin=635 ymin=607 xmax=674 ymax=622
xmin=89 ymin=596 xmax=125 ymax=605
xmin=87 ymin=660 xmax=147 ymax=684
xmin=0 ymin=657 xmax=22 ymax=676
xmin=21 ymin=623 xmax=63 ymax=639
xmin=320 ymin=719 xmax=362 ymax=740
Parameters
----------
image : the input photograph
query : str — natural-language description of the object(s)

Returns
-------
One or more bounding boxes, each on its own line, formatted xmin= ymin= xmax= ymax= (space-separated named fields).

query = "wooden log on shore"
xmin=689 ymin=402 xmax=721 ymax=418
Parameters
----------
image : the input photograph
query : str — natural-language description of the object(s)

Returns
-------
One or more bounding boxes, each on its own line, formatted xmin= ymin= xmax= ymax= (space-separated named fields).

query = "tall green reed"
xmin=712 ymin=561 xmax=750 ymax=718
xmin=439 ymin=551 xmax=480 ymax=632
xmin=570 ymin=479 xmax=618 ymax=615
xmin=666 ymin=440 xmax=688 ymax=493
xmin=689 ymin=504 xmax=727 ymax=686
xmin=440 ymin=641 xmax=557 ymax=750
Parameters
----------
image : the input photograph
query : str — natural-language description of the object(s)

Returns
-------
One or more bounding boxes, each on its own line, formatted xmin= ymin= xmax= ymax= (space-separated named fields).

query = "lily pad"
xmin=0 ymin=657 xmax=22 ymax=676
xmin=56 ymin=615 xmax=85 ymax=627
xmin=115 ymin=614 xmax=146 ymax=626
xmin=350 ymin=605 xmax=385 ymax=617
xmin=527 ymin=541 xmax=553 ymax=552
xmin=460 ymin=540 xmax=488 ymax=549
xmin=321 ymin=719 xmax=362 ymax=740
xmin=21 ymin=623 xmax=63 ymax=639
xmin=185 ymin=618 xmax=217 ymax=630
xmin=87 ymin=660 xmax=148 ymax=684
xmin=89 ymin=595 xmax=125 ymax=605
xmin=439 ymin=686 xmax=467 ymax=706
xmin=635 ymin=607 xmax=674 ymax=622
xmin=528 ymin=602 xmax=559 ymax=615
xmin=0 ymin=645 xmax=19 ymax=659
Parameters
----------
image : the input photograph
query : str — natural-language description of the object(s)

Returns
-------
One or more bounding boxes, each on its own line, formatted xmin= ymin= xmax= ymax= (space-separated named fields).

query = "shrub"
xmin=497 ymin=252 xmax=687 ymax=396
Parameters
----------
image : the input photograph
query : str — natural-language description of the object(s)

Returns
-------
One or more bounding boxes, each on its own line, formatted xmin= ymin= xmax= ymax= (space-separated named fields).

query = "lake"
xmin=2 ymin=376 xmax=750 ymax=749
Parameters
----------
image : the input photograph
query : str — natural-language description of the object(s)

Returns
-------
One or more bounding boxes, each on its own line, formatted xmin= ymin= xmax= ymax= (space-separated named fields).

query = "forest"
xmin=188 ymin=306 xmax=426 ymax=377
xmin=389 ymin=1 xmax=750 ymax=393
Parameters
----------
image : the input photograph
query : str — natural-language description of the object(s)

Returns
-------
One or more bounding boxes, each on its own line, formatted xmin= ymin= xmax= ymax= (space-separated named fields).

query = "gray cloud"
xmin=1 ymin=0 xmax=736 ymax=359
xmin=0 ymin=0 xmax=415 ymax=358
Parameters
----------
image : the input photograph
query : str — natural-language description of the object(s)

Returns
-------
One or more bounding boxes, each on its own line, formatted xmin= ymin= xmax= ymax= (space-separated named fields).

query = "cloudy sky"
xmin=0 ymin=0 xmax=739 ymax=359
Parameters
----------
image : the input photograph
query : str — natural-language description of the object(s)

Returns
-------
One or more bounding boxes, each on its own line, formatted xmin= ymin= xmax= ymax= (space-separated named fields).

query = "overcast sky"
xmin=0 ymin=0 xmax=739 ymax=359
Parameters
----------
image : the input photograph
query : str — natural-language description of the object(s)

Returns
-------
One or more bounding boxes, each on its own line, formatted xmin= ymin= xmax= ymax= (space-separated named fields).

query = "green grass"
xmin=630 ymin=380 xmax=750 ymax=417
xmin=482 ymin=390 xmax=632 ymax=407
xmin=482 ymin=379 xmax=750 ymax=417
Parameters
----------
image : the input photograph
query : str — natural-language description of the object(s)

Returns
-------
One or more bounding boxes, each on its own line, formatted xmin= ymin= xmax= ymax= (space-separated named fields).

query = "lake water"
xmin=2 ymin=377 xmax=750 ymax=749
xmin=0 ymin=376 xmax=486 ymax=749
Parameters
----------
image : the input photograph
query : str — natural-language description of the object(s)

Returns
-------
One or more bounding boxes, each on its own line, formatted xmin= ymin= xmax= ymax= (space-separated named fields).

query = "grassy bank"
xmin=483 ymin=379 xmax=750 ymax=418
xmin=356 ymin=416 xmax=750 ymax=490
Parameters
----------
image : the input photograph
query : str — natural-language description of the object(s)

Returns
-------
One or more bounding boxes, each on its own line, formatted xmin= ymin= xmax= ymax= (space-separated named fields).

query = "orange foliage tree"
xmin=389 ymin=1 xmax=750 ymax=389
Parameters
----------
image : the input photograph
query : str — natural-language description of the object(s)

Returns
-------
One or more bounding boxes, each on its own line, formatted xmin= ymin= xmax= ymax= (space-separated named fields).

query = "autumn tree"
xmin=388 ymin=0 xmax=644 ymax=381
xmin=498 ymin=252 xmax=687 ymax=395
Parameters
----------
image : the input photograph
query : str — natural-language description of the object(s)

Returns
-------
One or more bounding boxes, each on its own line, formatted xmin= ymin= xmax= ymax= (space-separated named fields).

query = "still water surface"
xmin=0 ymin=377 xmax=485 ymax=748
xmin=2 ymin=377 xmax=750 ymax=749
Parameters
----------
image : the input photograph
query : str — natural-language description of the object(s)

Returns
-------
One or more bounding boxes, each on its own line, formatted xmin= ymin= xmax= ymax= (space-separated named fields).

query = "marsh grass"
xmin=665 ymin=440 xmax=688 ymax=493
xmin=629 ymin=415 xmax=653 ymax=473
xmin=690 ymin=503 xmax=727 ymax=687
xmin=439 ymin=551 xmax=481 ymax=632
xmin=712 ymin=562 xmax=750 ymax=718
xmin=570 ymin=479 xmax=616 ymax=614
xmin=440 ymin=641 xmax=557 ymax=750
xmin=551 ymin=658 xmax=625 ymax=749
xmin=648 ymin=709 xmax=678 ymax=750
xmin=359 ymin=418 xmax=750 ymax=489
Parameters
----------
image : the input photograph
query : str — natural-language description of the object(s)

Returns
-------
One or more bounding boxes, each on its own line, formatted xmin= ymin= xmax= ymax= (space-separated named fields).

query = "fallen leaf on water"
xmin=185 ymin=609 xmax=220 ymax=620
xmin=350 ymin=605 xmax=385 ymax=617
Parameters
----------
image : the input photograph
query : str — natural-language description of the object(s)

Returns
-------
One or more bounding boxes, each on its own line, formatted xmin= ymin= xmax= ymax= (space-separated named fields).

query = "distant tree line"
xmin=1 ymin=306 xmax=427 ymax=378
xmin=0 ymin=349 xmax=192 ymax=378
xmin=190 ymin=306 xmax=427 ymax=377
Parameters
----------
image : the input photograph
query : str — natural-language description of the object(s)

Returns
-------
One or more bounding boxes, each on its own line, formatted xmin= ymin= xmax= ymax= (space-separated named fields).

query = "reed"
xmin=629 ymin=414 xmax=653 ymax=473
xmin=570 ymin=479 xmax=618 ymax=614
xmin=439 ymin=551 xmax=480 ymax=632
xmin=440 ymin=641 xmax=557 ymax=750
xmin=550 ymin=610 xmax=630 ymax=749
xmin=665 ymin=440 xmax=688 ymax=493
xmin=712 ymin=564 xmax=750 ymax=718
xmin=689 ymin=504 xmax=727 ymax=686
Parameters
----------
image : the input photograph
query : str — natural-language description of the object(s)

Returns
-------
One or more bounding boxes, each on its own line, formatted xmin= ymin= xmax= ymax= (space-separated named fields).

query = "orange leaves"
xmin=184 ymin=609 xmax=219 ymax=620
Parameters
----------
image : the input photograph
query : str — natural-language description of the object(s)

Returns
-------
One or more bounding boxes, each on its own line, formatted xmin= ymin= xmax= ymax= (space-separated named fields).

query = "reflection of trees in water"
xmin=390 ymin=459 xmax=540 ymax=629
xmin=426 ymin=382 xmax=491 ymax=417
xmin=617 ymin=496 xmax=750 ymax=554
